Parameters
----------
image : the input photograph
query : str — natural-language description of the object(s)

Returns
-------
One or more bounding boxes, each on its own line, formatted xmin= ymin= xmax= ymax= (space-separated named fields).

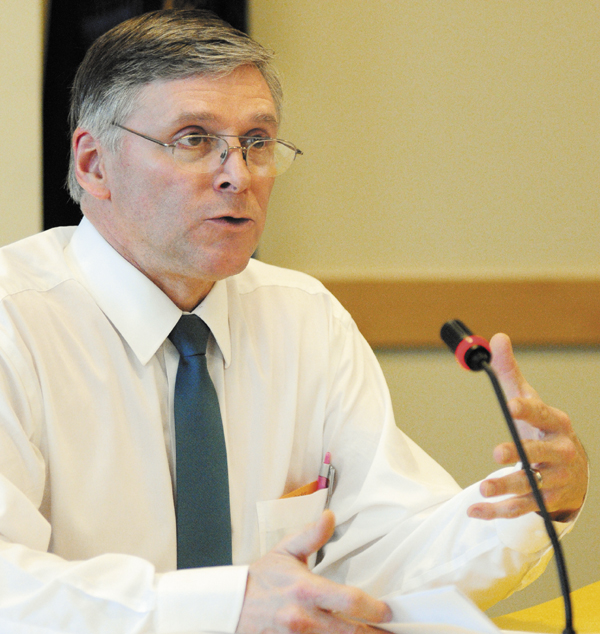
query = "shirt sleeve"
xmin=313 ymin=314 xmax=576 ymax=610
xmin=0 ymin=536 xmax=248 ymax=633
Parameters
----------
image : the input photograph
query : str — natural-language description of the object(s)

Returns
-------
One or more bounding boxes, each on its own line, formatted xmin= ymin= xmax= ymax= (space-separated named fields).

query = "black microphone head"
xmin=440 ymin=320 xmax=491 ymax=371
xmin=440 ymin=320 xmax=473 ymax=352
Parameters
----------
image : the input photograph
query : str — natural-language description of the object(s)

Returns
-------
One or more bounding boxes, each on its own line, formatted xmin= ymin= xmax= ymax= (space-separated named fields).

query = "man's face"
xmin=92 ymin=65 xmax=277 ymax=305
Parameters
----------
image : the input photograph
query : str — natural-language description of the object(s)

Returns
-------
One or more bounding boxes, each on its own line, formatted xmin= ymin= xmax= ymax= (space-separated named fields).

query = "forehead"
xmin=128 ymin=65 xmax=278 ymax=131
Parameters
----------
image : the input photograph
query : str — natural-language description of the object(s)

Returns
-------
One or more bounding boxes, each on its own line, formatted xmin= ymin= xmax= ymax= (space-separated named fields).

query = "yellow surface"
xmin=492 ymin=580 xmax=600 ymax=633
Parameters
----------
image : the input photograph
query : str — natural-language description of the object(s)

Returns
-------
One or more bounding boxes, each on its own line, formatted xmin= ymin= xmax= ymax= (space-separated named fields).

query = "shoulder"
xmin=227 ymin=259 xmax=352 ymax=327
xmin=234 ymin=258 xmax=329 ymax=295
xmin=230 ymin=259 xmax=350 ymax=319
xmin=0 ymin=227 xmax=77 ymax=300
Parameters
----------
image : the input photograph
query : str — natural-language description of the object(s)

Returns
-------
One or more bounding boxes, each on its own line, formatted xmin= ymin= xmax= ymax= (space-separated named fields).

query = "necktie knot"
xmin=169 ymin=314 xmax=210 ymax=358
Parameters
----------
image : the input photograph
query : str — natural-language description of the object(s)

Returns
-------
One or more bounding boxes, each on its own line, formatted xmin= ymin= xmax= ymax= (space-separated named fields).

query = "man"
xmin=0 ymin=9 xmax=587 ymax=634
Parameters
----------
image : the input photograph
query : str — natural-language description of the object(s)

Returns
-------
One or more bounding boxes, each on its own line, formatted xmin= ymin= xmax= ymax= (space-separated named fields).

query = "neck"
xmin=82 ymin=207 xmax=216 ymax=312
xmin=149 ymin=275 xmax=215 ymax=312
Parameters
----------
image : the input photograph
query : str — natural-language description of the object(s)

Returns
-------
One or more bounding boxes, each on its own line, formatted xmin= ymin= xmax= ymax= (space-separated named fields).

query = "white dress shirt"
xmin=0 ymin=218 xmax=571 ymax=633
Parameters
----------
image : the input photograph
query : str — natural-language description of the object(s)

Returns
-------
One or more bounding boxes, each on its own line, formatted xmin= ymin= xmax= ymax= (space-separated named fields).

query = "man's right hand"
xmin=236 ymin=510 xmax=392 ymax=634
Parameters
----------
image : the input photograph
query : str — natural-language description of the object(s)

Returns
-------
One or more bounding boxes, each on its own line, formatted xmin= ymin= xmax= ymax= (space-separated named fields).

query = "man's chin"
xmin=202 ymin=253 xmax=254 ymax=282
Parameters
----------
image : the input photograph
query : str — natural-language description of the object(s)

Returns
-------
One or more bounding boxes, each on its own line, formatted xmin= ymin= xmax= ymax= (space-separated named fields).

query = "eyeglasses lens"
xmin=172 ymin=137 xmax=297 ymax=176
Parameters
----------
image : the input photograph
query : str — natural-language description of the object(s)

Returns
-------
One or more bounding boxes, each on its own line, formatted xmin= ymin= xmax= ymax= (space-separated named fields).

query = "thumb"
xmin=489 ymin=333 xmax=535 ymax=401
xmin=277 ymin=510 xmax=336 ymax=563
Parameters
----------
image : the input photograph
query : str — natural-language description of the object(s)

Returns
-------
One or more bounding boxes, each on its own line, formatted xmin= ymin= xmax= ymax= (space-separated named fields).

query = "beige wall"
xmin=252 ymin=1 xmax=599 ymax=279
xmin=250 ymin=0 xmax=599 ymax=616
xmin=0 ymin=0 xmax=43 ymax=245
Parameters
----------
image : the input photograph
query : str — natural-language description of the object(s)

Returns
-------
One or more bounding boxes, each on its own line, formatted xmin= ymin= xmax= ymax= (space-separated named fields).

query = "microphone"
xmin=440 ymin=319 xmax=491 ymax=371
xmin=440 ymin=320 xmax=575 ymax=634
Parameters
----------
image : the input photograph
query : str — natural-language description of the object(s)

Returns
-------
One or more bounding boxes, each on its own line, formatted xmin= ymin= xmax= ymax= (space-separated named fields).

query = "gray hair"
xmin=67 ymin=9 xmax=282 ymax=202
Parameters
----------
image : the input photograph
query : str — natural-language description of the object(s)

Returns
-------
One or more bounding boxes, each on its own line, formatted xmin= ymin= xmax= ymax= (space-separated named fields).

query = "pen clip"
xmin=325 ymin=465 xmax=336 ymax=509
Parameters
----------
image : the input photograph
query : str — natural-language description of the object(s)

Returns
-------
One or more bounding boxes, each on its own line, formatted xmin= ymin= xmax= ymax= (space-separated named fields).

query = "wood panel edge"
xmin=319 ymin=278 xmax=600 ymax=348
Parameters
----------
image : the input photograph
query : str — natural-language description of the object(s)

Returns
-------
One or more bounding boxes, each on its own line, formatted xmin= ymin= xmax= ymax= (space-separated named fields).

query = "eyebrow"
xmin=173 ymin=111 xmax=279 ymax=127
xmin=253 ymin=113 xmax=279 ymax=125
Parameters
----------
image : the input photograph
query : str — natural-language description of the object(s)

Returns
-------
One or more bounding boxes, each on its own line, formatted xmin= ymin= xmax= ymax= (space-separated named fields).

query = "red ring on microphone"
xmin=455 ymin=335 xmax=491 ymax=370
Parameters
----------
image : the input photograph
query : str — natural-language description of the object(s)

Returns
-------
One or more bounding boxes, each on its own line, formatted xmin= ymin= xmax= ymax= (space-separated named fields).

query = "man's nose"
xmin=213 ymin=144 xmax=252 ymax=192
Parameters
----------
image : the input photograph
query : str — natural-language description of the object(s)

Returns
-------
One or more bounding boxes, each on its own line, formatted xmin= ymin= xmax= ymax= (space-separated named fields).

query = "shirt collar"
xmin=191 ymin=279 xmax=231 ymax=368
xmin=66 ymin=217 xmax=232 ymax=367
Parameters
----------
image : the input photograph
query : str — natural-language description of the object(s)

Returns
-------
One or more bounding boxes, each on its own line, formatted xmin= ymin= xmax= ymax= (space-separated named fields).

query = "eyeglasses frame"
xmin=111 ymin=123 xmax=303 ymax=175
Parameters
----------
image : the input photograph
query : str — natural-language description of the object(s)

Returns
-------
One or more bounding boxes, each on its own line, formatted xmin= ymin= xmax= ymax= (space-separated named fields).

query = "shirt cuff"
xmin=494 ymin=508 xmax=574 ymax=554
xmin=155 ymin=564 xmax=248 ymax=633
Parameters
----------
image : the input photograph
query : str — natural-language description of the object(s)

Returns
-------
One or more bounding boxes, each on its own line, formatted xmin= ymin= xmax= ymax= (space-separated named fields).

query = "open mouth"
xmin=222 ymin=216 xmax=249 ymax=225
xmin=208 ymin=216 xmax=252 ymax=230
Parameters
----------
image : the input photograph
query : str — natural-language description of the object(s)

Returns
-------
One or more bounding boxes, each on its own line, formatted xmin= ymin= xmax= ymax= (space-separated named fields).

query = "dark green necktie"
xmin=169 ymin=314 xmax=232 ymax=568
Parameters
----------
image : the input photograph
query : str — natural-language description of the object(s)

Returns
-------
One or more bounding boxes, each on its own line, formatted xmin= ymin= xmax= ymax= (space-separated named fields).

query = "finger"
xmin=277 ymin=570 xmax=392 ymax=625
xmin=481 ymin=468 xmax=552 ymax=499
xmin=508 ymin=399 xmax=570 ymax=435
xmin=489 ymin=333 xmax=537 ymax=401
xmin=314 ymin=580 xmax=392 ymax=624
xmin=492 ymin=438 xmax=566 ymax=467
xmin=277 ymin=603 xmax=388 ymax=634
xmin=468 ymin=493 xmax=541 ymax=520
xmin=267 ymin=564 xmax=392 ymax=626
xmin=310 ymin=609 xmax=390 ymax=634
xmin=278 ymin=510 xmax=336 ymax=563
xmin=487 ymin=438 xmax=586 ymax=517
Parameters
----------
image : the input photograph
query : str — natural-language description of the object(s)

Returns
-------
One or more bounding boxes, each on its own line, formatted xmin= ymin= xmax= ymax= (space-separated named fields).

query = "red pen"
xmin=317 ymin=452 xmax=331 ymax=490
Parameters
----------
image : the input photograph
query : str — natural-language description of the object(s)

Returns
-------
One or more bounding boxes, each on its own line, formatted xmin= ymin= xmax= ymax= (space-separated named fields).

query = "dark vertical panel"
xmin=163 ymin=0 xmax=246 ymax=31
xmin=43 ymin=0 xmax=248 ymax=230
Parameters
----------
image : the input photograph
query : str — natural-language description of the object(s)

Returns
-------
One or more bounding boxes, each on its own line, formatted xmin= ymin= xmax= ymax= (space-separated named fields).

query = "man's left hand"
xmin=467 ymin=333 xmax=588 ymax=522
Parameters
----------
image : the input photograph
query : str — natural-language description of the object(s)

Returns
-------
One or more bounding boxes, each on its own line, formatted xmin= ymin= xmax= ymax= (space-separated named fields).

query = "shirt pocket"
xmin=256 ymin=488 xmax=328 ymax=569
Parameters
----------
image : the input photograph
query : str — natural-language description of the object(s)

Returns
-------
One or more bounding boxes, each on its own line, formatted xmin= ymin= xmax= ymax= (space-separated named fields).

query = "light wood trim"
xmin=320 ymin=279 xmax=600 ymax=348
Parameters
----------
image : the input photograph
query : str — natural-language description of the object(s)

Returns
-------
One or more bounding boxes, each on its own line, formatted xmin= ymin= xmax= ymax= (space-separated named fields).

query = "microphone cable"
xmin=440 ymin=319 xmax=575 ymax=634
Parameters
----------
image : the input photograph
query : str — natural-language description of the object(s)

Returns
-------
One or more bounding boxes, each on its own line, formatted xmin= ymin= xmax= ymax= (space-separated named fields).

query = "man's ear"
xmin=72 ymin=128 xmax=111 ymax=200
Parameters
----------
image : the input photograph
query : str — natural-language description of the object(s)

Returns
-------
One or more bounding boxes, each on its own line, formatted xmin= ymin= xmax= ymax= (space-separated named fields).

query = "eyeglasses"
xmin=112 ymin=123 xmax=303 ymax=176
